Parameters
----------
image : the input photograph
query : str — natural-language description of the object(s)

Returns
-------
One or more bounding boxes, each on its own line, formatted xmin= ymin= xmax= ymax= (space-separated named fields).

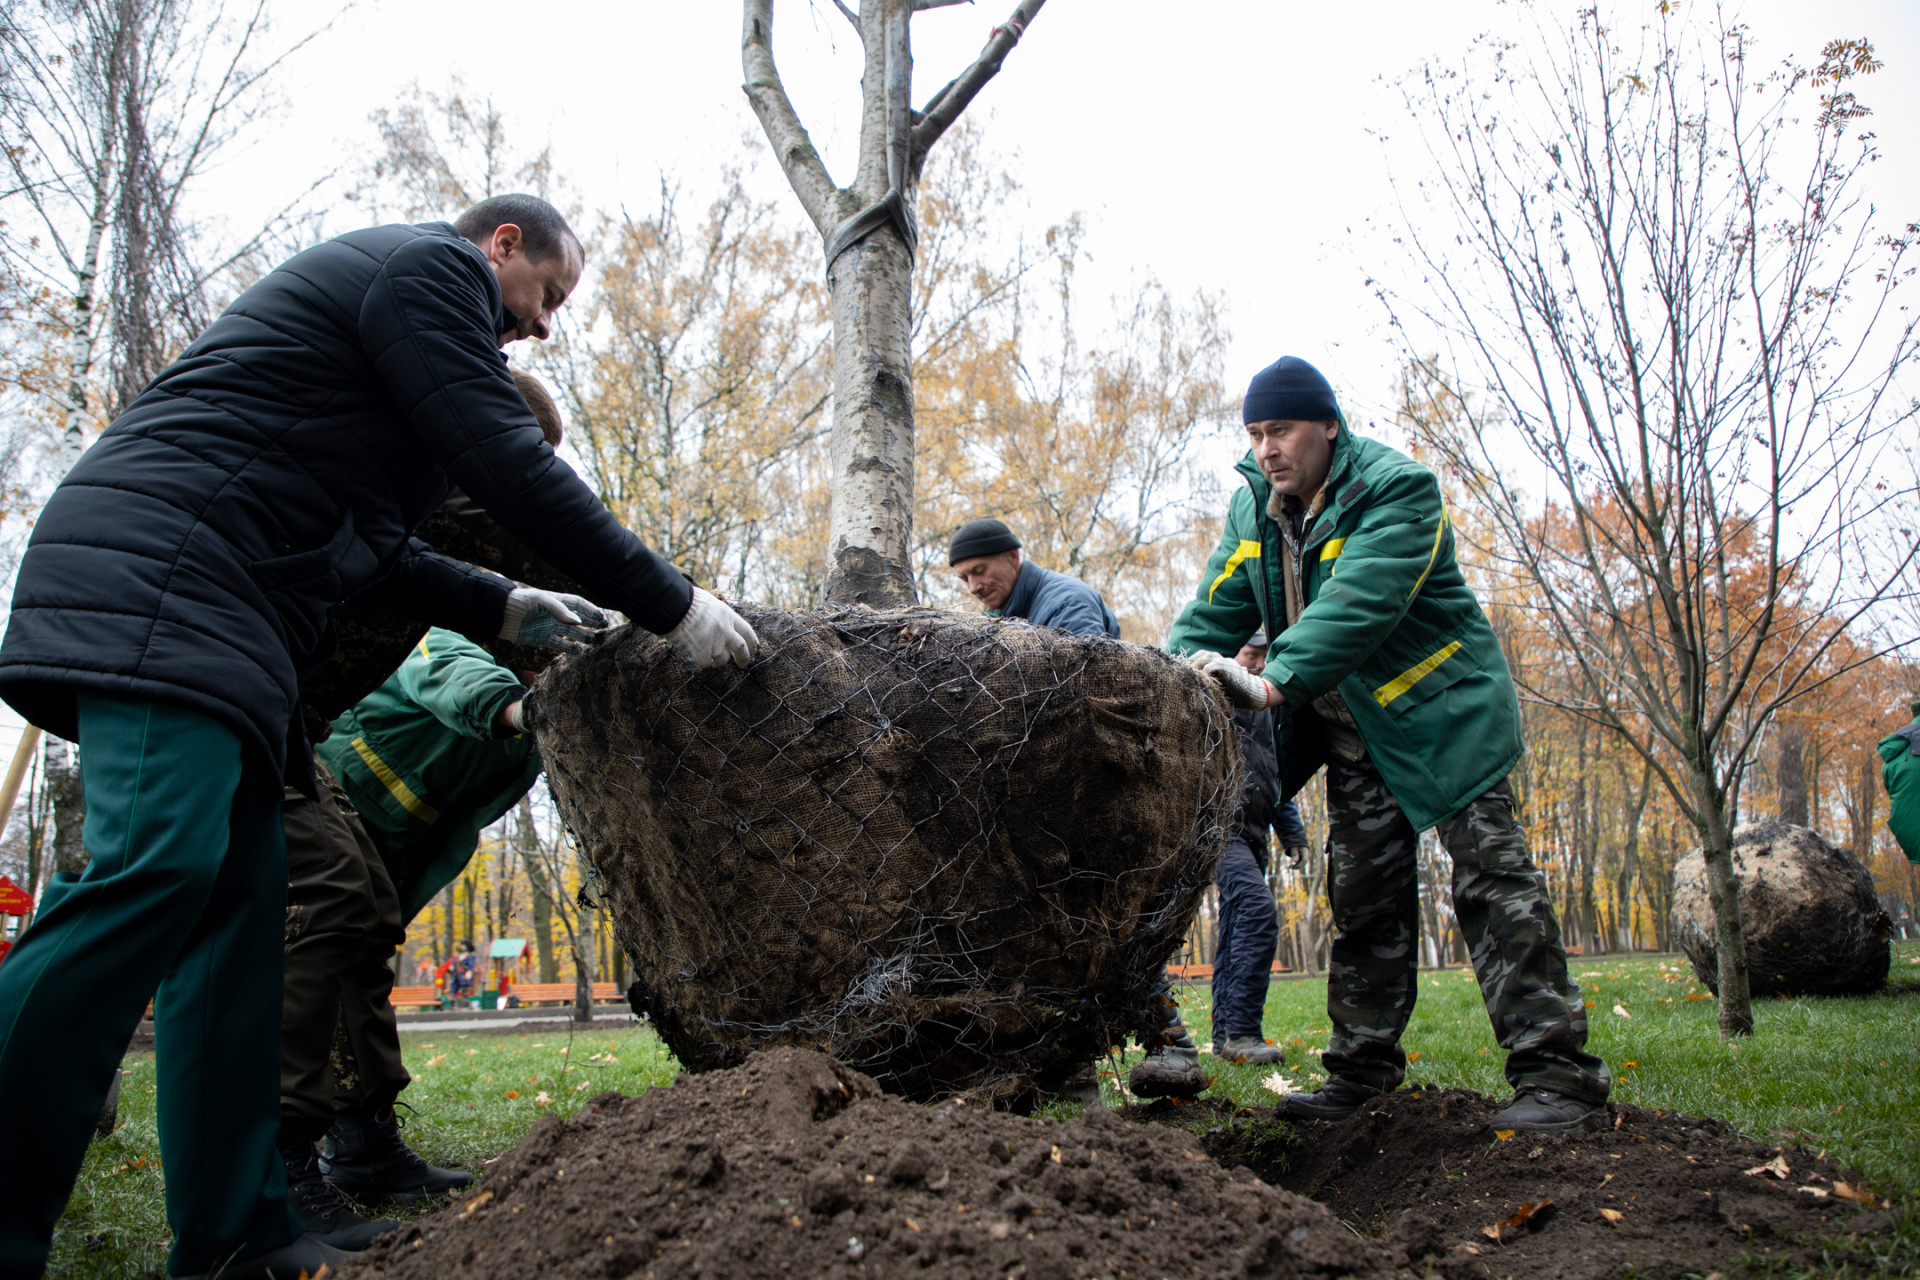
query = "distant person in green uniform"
xmin=1880 ymin=696 xmax=1920 ymax=865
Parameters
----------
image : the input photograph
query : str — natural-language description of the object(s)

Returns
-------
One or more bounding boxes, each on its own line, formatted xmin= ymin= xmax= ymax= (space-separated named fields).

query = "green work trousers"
xmin=281 ymin=762 xmax=410 ymax=1140
xmin=0 ymin=696 xmax=300 ymax=1278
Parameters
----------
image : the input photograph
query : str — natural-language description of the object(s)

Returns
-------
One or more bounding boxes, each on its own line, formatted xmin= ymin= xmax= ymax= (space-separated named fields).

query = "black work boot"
xmin=321 ymin=1103 xmax=472 ymax=1204
xmin=1279 ymin=1077 xmax=1378 ymax=1121
xmin=280 ymin=1136 xmax=399 ymax=1250
xmin=1127 ymin=1013 xmax=1210 ymax=1099
xmin=1488 ymin=1086 xmax=1607 ymax=1133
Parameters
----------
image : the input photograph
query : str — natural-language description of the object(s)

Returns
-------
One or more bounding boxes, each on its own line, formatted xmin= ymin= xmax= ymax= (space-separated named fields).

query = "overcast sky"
xmin=223 ymin=0 xmax=1919 ymax=408
xmin=2 ymin=0 xmax=1915 ymax=765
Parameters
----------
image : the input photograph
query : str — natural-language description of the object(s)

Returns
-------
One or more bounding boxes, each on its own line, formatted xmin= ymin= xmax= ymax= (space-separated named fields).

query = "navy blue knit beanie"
xmin=1242 ymin=356 xmax=1341 ymax=425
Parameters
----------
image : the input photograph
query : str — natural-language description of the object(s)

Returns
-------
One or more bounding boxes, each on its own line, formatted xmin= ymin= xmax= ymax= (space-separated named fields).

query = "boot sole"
xmin=1128 ymin=1074 xmax=1210 ymax=1099
xmin=1492 ymin=1107 xmax=1608 ymax=1134
xmin=335 ymin=1182 xmax=471 ymax=1207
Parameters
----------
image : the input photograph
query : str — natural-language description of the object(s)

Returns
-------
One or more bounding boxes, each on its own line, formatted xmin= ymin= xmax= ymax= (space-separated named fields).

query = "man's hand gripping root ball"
xmin=666 ymin=586 xmax=760 ymax=669
xmin=501 ymin=587 xmax=610 ymax=652
xmin=1187 ymin=650 xmax=1281 ymax=710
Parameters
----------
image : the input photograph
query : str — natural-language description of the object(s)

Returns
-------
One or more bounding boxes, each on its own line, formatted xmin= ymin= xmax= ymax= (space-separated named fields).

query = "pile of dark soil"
xmin=346 ymin=1048 xmax=1419 ymax=1280
xmin=531 ymin=607 xmax=1240 ymax=1102
xmin=1147 ymin=1087 xmax=1896 ymax=1280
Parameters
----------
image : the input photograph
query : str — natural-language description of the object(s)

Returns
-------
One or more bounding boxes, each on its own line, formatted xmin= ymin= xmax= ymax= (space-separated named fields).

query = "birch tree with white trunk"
xmin=741 ymin=0 xmax=1046 ymax=606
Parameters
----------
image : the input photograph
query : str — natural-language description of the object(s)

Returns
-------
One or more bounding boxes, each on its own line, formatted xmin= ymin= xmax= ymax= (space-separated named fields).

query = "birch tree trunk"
xmin=741 ymin=0 xmax=1046 ymax=605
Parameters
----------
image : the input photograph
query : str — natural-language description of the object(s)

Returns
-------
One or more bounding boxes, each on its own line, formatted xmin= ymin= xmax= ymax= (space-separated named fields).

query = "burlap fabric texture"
xmin=530 ymin=604 xmax=1241 ymax=1102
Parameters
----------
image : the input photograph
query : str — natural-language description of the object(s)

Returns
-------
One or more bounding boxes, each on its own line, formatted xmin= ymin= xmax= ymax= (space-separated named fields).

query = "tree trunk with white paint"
xmin=741 ymin=0 xmax=1046 ymax=606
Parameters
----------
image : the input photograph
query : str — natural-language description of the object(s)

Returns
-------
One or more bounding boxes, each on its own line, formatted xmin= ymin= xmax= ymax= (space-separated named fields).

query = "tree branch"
xmin=741 ymin=0 xmax=841 ymax=235
xmin=909 ymin=0 xmax=1045 ymax=166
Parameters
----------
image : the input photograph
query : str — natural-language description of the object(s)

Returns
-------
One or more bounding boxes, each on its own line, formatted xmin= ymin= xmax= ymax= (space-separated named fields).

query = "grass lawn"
xmin=52 ymin=940 xmax=1920 ymax=1278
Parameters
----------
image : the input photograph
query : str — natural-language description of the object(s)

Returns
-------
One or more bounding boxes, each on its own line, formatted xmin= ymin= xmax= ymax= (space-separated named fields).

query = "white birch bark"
xmin=740 ymin=0 xmax=1046 ymax=606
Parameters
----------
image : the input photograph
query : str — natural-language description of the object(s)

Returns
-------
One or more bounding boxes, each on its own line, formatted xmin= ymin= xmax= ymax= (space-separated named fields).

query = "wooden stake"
xmin=0 ymin=726 xmax=44 ymax=836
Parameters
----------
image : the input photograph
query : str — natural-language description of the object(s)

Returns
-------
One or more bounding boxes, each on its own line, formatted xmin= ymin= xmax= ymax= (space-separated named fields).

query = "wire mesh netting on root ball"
xmin=529 ymin=605 xmax=1241 ymax=1103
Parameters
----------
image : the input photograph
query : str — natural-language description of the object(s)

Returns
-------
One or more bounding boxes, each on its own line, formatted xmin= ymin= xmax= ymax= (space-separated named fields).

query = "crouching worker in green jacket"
xmin=278 ymin=627 xmax=545 ymax=1247
xmin=1169 ymin=356 xmax=1609 ymax=1133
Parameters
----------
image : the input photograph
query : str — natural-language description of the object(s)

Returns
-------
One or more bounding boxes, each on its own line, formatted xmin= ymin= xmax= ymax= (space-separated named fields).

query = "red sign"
xmin=0 ymin=876 xmax=34 ymax=915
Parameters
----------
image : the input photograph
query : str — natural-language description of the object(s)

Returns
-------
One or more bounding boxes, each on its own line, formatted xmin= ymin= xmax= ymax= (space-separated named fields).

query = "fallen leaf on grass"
xmin=423 ymin=1054 xmax=446 ymax=1068
xmin=1745 ymin=1156 xmax=1790 ymax=1179
xmin=1798 ymin=1186 xmax=1831 ymax=1199
xmin=503 ymin=1089 xmax=519 ymax=1099
xmin=534 ymin=1091 xmax=552 ymax=1107
xmin=1834 ymin=1182 xmax=1885 ymax=1208
xmin=1260 ymin=1072 xmax=1297 ymax=1097
xmin=1482 ymin=1199 xmax=1554 ymax=1243
xmin=1600 ymin=1208 xmax=1624 ymax=1224
xmin=1493 ymin=1129 xmax=1516 ymax=1141
xmin=1685 ymin=993 xmax=1711 ymax=1001
xmin=457 ymin=1190 xmax=493 ymax=1220
xmin=1612 ymin=1004 xmax=1631 ymax=1018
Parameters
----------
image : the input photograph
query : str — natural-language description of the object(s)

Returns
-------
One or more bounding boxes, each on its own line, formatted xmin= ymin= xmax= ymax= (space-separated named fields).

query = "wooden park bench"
xmin=391 ymin=986 xmax=442 ymax=1008
xmin=507 ymin=982 xmax=624 ymax=1006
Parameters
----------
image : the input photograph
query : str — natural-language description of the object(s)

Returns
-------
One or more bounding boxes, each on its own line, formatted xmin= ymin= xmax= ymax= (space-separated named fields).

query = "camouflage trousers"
xmin=1320 ymin=755 xmax=1610 ymax=1103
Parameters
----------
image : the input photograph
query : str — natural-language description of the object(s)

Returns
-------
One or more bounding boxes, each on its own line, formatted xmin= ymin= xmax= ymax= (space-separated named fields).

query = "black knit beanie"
xmin=1242 ymin=356 xmax=1341 ymax=425
xmin=949 ymin=518 xmax=1021 ymax=565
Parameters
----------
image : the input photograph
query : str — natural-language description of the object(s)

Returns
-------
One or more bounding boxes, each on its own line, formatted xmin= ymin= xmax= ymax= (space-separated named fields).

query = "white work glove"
xmin=665 ymin=586 xmax=760 ymax=669
xmin=1186 ymin=649 xmax=1278 ymax=710
xmin=500 ymin=587 xmax=609 ymax=652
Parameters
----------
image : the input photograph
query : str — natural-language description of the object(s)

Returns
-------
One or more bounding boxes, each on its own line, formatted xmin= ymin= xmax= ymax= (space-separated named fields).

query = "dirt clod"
xmin=345 ymin=1048 xmax=1415 ymax=1280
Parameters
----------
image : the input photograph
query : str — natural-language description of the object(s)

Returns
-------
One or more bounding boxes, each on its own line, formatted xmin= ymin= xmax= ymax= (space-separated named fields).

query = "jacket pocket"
xmin=1366 ymin=636 xmax=1477 ymax=714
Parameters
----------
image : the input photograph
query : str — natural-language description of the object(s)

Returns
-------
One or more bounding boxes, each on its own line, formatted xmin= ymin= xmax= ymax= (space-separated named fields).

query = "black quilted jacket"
xmin=0 ymin=221 xmax=692 ymax=779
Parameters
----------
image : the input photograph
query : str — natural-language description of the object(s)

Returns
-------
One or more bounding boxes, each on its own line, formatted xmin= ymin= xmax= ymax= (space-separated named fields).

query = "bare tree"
xmin=348 ymin=76 xmax=555 ymax=222
xmin=0 ymin=0 xmax=328 ymax=465
xmin=741 ymin=0 xmax=1047 ymax=605
xmin=1381 ymin=12 xmax=1919 ymax=1035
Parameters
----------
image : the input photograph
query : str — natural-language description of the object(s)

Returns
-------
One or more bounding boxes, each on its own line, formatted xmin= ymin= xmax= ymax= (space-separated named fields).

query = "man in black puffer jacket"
xmin=0 ymin=195 xmax=758 ymax=1280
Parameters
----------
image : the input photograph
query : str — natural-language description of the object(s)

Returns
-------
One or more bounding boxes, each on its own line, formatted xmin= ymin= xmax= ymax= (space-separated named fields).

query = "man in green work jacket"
xmin=279 ymin=627 xmax=542 ymax=1243
xmin=1169 ymin=356 xmax=1609 ymax=1133
xmin=1880 ymin=696 xmax=1920 ymax=864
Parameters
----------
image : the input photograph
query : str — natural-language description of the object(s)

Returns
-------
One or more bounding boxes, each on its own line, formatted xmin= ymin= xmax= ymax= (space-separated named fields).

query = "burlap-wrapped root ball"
xmin=1672 ymin=821 xmax=1891 ymax=997
xmin=529 ymin=604 xmax=1241 ymax=1102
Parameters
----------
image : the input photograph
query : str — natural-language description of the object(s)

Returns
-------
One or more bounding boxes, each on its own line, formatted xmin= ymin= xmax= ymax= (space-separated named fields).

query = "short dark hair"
xmin=453 ymin=194 xmax=582 ymax=265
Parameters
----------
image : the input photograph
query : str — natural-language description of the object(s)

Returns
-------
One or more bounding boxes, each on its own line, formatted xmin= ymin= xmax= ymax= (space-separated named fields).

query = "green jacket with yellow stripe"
xmin=1168 ymin=423 xmax=1523 ymax=830
xmin=316 ymin=627 xmax=541 ymax=922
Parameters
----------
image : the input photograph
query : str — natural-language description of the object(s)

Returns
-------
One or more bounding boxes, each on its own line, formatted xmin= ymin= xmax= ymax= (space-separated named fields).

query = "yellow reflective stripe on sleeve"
xmin=1207 ymin=540 xmax=1262 ymax=603
xmin=1319 ymin=538 xmax=1346 ymax=562
xmin=1372 ymin=640 xmax=1463 ymax=707
xmin=349 ymin=737 xmax=441 ymax=824
xmin=1406 ymin=496 xmax=1450 ymax=601
xmin=415 ymin=636 xmax=431 ymax=659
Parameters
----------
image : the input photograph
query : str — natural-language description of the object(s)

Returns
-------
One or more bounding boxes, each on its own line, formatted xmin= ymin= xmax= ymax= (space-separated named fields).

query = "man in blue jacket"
xmin=949 ymin=518 xmax=1121 ymax=638
xmin=0 ymin=194 xmax=759 ymax=1280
